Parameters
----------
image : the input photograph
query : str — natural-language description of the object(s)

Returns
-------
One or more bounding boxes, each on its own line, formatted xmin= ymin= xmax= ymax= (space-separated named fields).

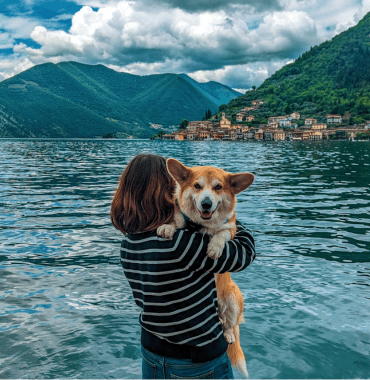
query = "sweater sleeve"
xmin=179 ymin=220 xmax=256 ymax=274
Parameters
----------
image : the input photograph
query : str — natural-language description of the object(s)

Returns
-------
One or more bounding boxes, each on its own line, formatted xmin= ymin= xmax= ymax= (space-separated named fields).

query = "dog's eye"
xmin=214 ymin=184 xmax=222 ymax=191
xmin=194 ymin=183 xmax=201 ymax=189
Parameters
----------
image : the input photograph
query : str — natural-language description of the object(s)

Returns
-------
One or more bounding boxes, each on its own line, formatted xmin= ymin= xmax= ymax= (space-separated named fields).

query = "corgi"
xmin=157 ymin=158 xmax=254 ymax=378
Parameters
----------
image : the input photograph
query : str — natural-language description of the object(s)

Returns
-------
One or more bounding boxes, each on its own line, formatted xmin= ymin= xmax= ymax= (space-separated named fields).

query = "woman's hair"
xmin=110 ymin=153 xmax=175 ymax=234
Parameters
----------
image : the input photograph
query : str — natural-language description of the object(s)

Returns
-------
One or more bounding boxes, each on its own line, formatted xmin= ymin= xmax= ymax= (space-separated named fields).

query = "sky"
xmin=0 ymin=0 xmax=370 ymax=90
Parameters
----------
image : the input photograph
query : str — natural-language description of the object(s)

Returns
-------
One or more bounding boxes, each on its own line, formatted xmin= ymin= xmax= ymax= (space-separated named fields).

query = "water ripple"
xmin=0 ymin=139 xmax=369 ymax=379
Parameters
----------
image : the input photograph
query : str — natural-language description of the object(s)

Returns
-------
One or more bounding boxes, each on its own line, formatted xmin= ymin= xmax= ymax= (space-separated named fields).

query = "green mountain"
xmin=0 ymin=62 xmax=239 ymax=138
xmin=223 ymin=12 xmax=370 ymax=125
xmin=179 ymin=74 xmax=241 ymax=106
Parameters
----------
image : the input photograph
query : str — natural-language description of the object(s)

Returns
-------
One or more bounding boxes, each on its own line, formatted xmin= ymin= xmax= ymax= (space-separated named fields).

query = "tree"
xmin=205 ymin=109 xmax=212 ymax=119
xmin=283 ymin=104 xmax=292 ymax=114
xmin=252 ymin=86 xmax=256 ymax=91
xmin=219 ymin=104 xmax=227 ymax=112
xmin=179 ymin=119 xmax=189 ymax=130
xmin=158 ymin=130 xmax=165 ymax=138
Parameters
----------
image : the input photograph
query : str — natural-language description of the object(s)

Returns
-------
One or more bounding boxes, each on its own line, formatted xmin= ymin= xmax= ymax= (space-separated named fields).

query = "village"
xmin=162 ymin=100 xmax=370 ymax=141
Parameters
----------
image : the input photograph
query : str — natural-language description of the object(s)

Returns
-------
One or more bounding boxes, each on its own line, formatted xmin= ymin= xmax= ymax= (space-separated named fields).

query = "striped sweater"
xmin=120 ymin=221 xmax=255 ymax=361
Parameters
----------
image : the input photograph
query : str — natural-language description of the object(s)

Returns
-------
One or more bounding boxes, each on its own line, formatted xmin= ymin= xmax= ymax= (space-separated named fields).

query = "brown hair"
xmin=110 ymin=153 xmax=175 ymax=234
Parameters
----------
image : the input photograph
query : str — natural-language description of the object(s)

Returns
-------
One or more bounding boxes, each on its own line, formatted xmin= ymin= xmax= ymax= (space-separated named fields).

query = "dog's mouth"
xmin=200 ymin=210 xmax=213 ymax=220
xmin=199 ymin=202 xmax=220 ymax=220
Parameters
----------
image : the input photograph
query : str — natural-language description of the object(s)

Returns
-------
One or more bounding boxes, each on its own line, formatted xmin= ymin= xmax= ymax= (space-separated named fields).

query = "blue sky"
xmin=1 ymin=0 xmax=370 ymax=89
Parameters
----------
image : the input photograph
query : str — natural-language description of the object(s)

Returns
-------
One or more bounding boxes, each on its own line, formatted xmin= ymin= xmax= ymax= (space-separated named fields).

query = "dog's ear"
xmin=228 ymin=173 xmax=254 ymax=194
xmin=167 ymin=158 xmax=191 ymax=184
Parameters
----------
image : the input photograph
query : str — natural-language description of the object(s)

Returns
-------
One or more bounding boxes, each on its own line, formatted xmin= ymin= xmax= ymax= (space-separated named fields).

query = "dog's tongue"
xmin=201 ymin=211 xmax=212 ymax=219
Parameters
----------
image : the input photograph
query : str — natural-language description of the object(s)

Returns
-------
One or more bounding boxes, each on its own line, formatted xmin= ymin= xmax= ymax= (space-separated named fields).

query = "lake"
xmin=0 ymin=139 xmax=369 ymax=379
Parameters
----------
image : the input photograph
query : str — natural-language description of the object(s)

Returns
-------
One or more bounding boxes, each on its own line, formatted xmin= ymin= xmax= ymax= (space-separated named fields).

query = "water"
xmin=0 ymin=139 xmax=369 ymax=379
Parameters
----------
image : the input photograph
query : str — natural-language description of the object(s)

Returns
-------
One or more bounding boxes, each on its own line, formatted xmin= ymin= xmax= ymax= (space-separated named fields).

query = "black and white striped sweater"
xmin=120 ymin=221 xmax=256 ymax=362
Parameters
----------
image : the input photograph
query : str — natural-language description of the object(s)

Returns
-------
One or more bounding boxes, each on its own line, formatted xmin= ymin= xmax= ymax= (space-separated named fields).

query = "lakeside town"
xmin=162 ymin=100 xmax=370 ymax=141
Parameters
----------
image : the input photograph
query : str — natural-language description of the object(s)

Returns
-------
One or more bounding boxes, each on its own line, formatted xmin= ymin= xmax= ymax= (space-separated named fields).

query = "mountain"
xmin=179 ymin=74 xmax=241 ymax=106
xmin=0 ymin=62 xmax=240 ymax=138
xmin=222 ymin=12 xmax=370 ymax=124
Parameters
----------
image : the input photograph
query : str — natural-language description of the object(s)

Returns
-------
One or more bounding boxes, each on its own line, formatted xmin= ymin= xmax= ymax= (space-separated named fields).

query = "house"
xmin=273 ymin=129 xmax=286 ymax=141
xmin=187 ymin=132 xmax=198 ymax=140
xmin=311 ymin=123 xmax=327 ymax=130
xmin=174 ymin=132 xmax=186 ymax=140
xmin=245 ymin=115 xmax=255 ymax=122
xmin=309 ymin=131 xmax=323 ymax=140
xmin=285 ymin=129 xmax=295 ymax=140
xmin=252 ymin=100 xmax=264 ymax=106
xmin=326 ymin=114 xmax=342 ymax=124
xmin=293 ymin=130 xmax=311 ymax=140
xmin=230 ymin=130 xmax=238 ymax=141
xmin=198 ymin=130 xmax=212 ymax=140
xmin=305 ymin=118 xmax=317 ymax=125
xmin=236 ymin=113 xmax=245 ymax=122
xmin=187 ymin=122 xmax=199 ymax=131
xmin=268 ymin=116 xmax=290 ymax=126
xmin=268 ymin=116 xmax=285 ymax=124
xmin=244 ymin=129 xmax=256 ymax=139
xmin=264 ymin=130 xmax=274 ymax=141
xmin=255 ymin=129 xmax=264 ymax=140
xmin=290 ymin=112 xmax=301 ymax=120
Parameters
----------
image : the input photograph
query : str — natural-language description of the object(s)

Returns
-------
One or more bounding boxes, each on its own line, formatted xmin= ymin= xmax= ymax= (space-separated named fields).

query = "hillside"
xmin=0 ymin=62 xmax=239 ymax=138
xmin=221 ymin=12 xmax=370 ymax=125
xmin=179 ymin=74 xmax=241 ymax=106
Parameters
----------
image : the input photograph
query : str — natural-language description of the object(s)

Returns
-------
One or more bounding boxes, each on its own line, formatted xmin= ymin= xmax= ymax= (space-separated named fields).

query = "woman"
xmin=111 ymin=153 xmax=256 ymax=379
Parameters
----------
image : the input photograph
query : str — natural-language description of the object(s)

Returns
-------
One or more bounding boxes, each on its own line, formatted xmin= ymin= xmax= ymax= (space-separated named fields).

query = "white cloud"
xmin=0 ymin=57 xmax=35 ymax=80
xmin=1 ymin=0 xmax=370 ymax=88
xmin=13 ymin=4 xmax=321 ymax=77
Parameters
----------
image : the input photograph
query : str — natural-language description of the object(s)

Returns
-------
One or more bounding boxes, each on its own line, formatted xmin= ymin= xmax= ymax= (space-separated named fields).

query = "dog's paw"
xmin=224 ymin=330 xmax=235 ymax=344
xmin=207 ymin=240 xmax=224 ymax=260
xmin=157 ymin=224 xmax=176 ymax=240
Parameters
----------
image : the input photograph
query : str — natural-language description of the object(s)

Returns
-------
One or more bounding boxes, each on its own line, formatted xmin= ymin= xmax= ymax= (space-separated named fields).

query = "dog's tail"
xmin=227 ymin=324 xmax=249 ymax=378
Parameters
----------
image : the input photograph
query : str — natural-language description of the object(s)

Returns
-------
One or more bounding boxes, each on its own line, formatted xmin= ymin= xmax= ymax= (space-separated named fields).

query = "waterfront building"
xmin=311 ymin=123 xmax=327 ymax=130
xmin=255 ymin=129 xmax=264 ymax=140
xmin=220 ymin=113 xmax=232 ymax=128
xmin=273 ymin=129 xmax=286 ymax=141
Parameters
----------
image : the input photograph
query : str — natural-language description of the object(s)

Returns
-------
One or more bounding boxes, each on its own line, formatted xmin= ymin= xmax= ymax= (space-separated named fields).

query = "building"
xmin=327 ymin=114 xmax=342 ymax=124
xmin=309 ymin=131 xmax=323 ymax=140
xmin=252 ymin=100 xmax=264 ymax=106
xmin=255 ymin=129 xmax=264 ymax=140
xmin=236 ymin=113 xmax=245 ymax=122
xmin=311 ymin=123 xmax=327 ymax=130
xmin=245 ymin=115 xmax=255 ymax=122
xmin=290 ymin=112 xmax=300 ymax=120
xmin=305 ymin=118 xmax=317 ymax=125
xmin=220 ymin=112 xmax=232 ymax=128
xmin=273 ymin=129 xmax=286 ymax=141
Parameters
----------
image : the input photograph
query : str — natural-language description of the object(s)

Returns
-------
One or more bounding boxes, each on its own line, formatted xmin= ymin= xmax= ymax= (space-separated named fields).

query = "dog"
xmin=157 ymin=158 xmax=254 ymax=378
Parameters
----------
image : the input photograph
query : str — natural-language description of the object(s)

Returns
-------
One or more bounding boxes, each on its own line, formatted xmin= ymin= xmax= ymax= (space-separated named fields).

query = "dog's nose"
xmin=201 ymin=197 xmax=213 ymax=210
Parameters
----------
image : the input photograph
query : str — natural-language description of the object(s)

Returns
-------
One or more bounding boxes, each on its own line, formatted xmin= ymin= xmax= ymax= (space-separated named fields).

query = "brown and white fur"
xmin=157 ymin=158 xmax=254 ymax=378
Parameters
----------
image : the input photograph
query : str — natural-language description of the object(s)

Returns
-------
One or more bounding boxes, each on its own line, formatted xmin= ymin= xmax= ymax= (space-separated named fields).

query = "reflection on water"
xmin=0 ymin=139 xmax=369 ymax=379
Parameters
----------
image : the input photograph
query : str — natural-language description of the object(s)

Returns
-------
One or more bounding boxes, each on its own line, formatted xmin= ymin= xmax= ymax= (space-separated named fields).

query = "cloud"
xmin=188 ymin=60 xmax=291 ymax=89
xmin=1 ymin=0 xmax=369 ymax=87
xmin=0 ymin=57 xmax=35 ymax=80
xmin=140 ymin=0 xmax=282 ymax=13
xmin=14 ymin=4 xmax=320 ymax=74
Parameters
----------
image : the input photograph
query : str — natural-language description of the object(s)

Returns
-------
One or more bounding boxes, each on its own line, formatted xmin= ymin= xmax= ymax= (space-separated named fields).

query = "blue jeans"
xmin=141 ymin=346 xmax=234 ymax=379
